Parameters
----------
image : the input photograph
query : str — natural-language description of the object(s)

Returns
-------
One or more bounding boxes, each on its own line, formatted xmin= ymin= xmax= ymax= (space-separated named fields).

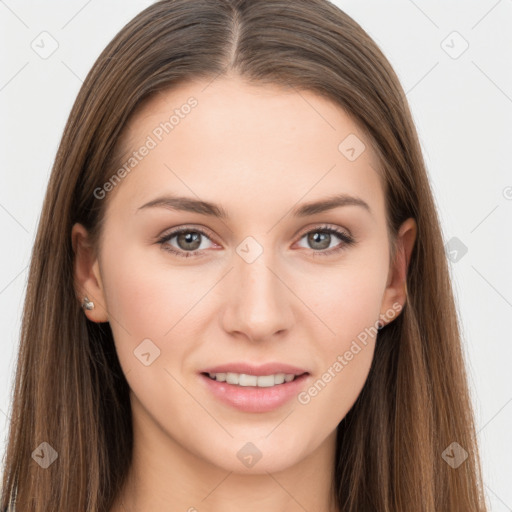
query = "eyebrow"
xmin=137 ymin=193 xmax=372 ymax=218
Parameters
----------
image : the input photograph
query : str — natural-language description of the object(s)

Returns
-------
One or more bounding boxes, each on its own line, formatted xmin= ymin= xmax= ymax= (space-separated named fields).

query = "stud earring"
xmin=81 ymin=297 xmax=95 ymax=310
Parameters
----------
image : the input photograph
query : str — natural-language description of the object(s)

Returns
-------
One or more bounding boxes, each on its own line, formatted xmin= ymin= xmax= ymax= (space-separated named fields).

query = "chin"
xmin=200 ymin=434 xmax=310 ymax=475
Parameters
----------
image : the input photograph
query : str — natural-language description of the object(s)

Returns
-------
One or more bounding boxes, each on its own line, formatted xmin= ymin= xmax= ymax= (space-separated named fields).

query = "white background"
xmin=1 ymin=0 xmax=511 ymax=509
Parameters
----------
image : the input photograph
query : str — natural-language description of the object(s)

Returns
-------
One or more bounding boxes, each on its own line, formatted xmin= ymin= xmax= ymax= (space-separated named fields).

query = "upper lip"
xmin=201 ymin=362 xmax=310 ymax=376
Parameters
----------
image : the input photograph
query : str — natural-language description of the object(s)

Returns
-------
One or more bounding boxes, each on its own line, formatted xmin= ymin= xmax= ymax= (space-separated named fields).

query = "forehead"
xmin=109 ymin=76 xmax=385 ymax=221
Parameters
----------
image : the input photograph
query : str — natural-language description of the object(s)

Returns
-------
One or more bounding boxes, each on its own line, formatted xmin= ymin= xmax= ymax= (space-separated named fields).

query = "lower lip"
xmin=199 ymin=373 xmax=310 ymax=413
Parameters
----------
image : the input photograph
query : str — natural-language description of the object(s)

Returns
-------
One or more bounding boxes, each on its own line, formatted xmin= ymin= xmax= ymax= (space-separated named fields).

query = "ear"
xmin=71 ymin=223 xmax=109 ymax=323
xmin=379 ymin=217 xmax=417 ymax=327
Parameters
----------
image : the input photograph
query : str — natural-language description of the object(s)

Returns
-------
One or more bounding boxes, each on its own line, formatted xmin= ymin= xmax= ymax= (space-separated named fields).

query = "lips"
xmin=198 ymin=362 xmax=311 ymax=412
xmin=199 ymin=371 xmax=311 ymax=413
xmin=200 ymin=362 xmax=309 ymax=376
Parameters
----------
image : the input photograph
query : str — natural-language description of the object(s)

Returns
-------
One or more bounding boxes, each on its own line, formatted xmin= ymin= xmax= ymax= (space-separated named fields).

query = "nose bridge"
xmin=221 ymin=238 xmax=293 ymax=340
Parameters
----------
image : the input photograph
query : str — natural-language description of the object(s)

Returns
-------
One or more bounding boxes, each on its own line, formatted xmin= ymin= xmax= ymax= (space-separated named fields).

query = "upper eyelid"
xmin=160 ymin=225 xmax=217 ymax=244
xmin=295 ymin=223 xmax=352 ymax=239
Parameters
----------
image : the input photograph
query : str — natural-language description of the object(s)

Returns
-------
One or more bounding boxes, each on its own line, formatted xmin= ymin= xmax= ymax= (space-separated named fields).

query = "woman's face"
xmin=73 ymin=75 xmax=414 ymax=475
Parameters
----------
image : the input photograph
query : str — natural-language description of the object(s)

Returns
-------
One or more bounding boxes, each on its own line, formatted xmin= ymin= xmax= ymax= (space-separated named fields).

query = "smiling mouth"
xmin=201 ymin=371 xmax=308 ymax=388
xmin=199 ymin=371 xmax=311 ymax=413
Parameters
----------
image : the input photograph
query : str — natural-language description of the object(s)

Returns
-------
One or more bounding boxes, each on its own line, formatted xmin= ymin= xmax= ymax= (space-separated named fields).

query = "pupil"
xmin=179 ymin=232 xmax=201 ymax=250
xmin=309 ymin=232 xmax=330 ymax=250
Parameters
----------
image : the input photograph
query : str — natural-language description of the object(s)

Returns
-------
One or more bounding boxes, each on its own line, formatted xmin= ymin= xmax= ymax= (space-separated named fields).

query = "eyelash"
xmin=156 ymin=224 xmax=356 ymax=259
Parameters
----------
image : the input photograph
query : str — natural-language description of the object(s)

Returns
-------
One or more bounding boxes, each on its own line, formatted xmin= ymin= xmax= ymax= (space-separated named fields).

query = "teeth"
xmin=207 ymin=372 xmax=299 ymax=387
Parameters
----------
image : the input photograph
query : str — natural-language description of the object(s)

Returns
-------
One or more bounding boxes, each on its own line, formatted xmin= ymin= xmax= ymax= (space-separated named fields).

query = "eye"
xmin=295 ymin=225 xmax=355 ymax=257
xmin=157 ymin=224 xmax=356 ymax=258
xmin=157 ymin=227 xmax=215 ymax=258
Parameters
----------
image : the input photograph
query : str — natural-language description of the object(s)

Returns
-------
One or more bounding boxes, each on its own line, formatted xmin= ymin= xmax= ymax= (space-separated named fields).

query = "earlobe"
xmin=379 ymin=217 xmax=417 ymax=328
xmin=71 ymin=223 xmax=109 ymax=323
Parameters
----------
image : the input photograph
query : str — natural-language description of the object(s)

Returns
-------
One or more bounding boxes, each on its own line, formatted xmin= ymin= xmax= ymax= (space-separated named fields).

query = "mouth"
xmin=201 ymin=371 xmax=308 ymax=387
xmin=198 ymin=370 xmax=311 ymax=413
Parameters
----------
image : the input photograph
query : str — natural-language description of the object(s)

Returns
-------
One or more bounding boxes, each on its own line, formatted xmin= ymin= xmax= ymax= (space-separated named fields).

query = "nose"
xmin=220 ymin=247 xmax=295 ymax=343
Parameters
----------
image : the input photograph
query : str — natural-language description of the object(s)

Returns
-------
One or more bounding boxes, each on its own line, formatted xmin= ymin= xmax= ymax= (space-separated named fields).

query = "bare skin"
xmin=72 ymin=74 xmax=416 ymax=512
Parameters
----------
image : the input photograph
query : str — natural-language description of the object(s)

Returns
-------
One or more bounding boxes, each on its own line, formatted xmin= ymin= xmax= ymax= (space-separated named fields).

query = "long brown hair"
xmin=1 ymin=0 xmax=488 ymax=510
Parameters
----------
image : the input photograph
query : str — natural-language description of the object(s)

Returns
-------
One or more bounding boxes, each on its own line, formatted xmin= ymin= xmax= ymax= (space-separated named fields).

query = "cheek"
xmin=99 ymin=240 xmax=223 ymax=385
xmin=101 ymin=241 xmax=194 ymax=335
xmin=99 ymin=241 xmax=191 ymax=378
xmin=100 ymin=245 xmax=200 ymax=410
xmin=294 ymin=260 xmax=385 ymax=413
xmin=299 ymin=258 xmax=386 ymax=343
